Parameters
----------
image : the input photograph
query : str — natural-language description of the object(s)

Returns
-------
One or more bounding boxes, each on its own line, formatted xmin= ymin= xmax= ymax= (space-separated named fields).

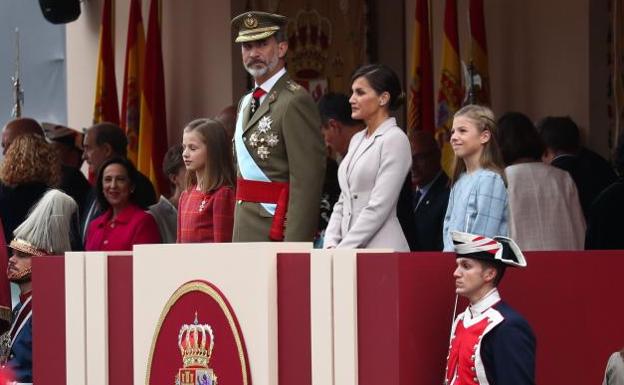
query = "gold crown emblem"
xmin=243 ymin=13 xmax=258 ymax=29
xmin=178 ymin=312 xmax=214 ymax=368
xmin=287 ymin=9 xmax=332 ymax=79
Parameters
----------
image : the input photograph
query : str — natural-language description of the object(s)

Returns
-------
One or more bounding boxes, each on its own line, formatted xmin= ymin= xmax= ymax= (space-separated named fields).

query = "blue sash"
xmin=234 ymin=94 xmax=276 ymax=215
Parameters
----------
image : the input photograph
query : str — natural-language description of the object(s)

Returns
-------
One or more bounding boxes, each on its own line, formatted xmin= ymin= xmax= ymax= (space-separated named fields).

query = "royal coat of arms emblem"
xmin=175 ymin=313 xmax=218 ymax=385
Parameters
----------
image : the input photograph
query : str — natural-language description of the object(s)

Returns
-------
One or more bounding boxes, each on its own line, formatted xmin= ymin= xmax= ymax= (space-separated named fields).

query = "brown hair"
xmin=0 ymin=134 xmax=61 ymax=187
xmin=450 ymin=105 xmax=505 ymax=185
xmin=183 ymin=118 xmax=236 ymax=193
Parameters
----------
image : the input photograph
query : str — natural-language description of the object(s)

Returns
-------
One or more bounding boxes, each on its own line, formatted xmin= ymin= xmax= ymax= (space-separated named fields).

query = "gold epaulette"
xmin=286 ymin=80 xmax=301 ymax=92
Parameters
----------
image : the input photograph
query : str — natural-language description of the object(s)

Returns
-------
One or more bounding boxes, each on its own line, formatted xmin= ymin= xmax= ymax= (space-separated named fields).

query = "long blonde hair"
xmin=450 ymin=105 xmax=505 ymax=185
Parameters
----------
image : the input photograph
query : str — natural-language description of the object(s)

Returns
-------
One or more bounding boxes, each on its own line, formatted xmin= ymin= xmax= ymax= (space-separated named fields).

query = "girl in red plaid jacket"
xmin=177 ymin=119 xmax=236 ymax=243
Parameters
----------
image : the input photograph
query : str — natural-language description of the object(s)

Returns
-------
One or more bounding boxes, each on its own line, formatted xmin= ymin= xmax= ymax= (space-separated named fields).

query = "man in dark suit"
xmin=81 ymin=122 xmax=157 ymax=246
xmin=538 ymin=116 xmax=616 ymax=219
xmin=406 ymin=131 xmax=449 ymax=251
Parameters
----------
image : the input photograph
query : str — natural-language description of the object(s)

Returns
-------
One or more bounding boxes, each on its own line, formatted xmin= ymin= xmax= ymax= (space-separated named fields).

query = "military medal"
xmin=199 ymin=198 xmax=207 ymax=212
xmin=249 ymin=115 xmax=279 ymax=160
xmin=0 ymin=295 xmax=32 ymax=365
xmin=0 ymin=332 xmax=10 ymax=364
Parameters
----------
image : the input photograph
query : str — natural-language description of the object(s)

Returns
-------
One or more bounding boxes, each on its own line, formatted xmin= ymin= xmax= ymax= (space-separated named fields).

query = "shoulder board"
xmin=286 ymin=80 xmax=302 ymax=92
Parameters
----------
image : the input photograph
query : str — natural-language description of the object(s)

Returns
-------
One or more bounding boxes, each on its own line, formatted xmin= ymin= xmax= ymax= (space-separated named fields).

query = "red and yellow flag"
xmin=121 ymin=0 xmax=145 ymax=165
xmin=469 ymin=0 xmax=490 ymax=105
xmin=93 ymin=0 xmax=119 ymax=125
xmin=138 ymin=0 xmax=169 ymax=196
xmin=436 ymin=0 xmax=463 ymax=173
xmin=407 ymin=0 xmax=435 ymax=137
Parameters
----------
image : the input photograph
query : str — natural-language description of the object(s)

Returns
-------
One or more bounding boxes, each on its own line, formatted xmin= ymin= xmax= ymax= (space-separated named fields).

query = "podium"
xmin=31 ymin=245 xmax=624 ymax=384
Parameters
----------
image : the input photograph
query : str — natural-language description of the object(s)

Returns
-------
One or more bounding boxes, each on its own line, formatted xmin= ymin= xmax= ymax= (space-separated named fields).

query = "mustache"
xmin=245 ymin=59 xmax=267 ymax=67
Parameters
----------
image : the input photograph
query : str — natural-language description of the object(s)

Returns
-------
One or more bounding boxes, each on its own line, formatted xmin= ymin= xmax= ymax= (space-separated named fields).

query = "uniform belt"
xmin=236 ymin=178 xmax=289 ymax=241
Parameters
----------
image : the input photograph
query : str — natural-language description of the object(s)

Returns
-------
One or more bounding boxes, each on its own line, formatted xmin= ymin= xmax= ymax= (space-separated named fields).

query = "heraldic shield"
xmin=147 ymin=280 xmax=252 ymax=385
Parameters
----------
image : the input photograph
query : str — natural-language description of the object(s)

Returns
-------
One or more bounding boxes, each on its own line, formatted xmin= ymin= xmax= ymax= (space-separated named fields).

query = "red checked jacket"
xmin=177 ymin=186 xmax=235 ymax=243
xmin=85 ymin=204 xmax=161 ymax=251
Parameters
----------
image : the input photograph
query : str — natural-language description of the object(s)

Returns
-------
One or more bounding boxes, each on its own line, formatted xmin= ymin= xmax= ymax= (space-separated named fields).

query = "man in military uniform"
xmin=0 ymin=189 xmax=77 ymax=383
xmin=230 ymin=11 xmax=326 ymax=242
xmin=445 ymin=231 xmax=536 ymax=385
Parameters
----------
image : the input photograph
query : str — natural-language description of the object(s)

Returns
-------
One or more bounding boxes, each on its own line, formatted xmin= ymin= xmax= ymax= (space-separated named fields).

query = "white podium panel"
xmin=132 ymin=242 xmax=310 ymax=385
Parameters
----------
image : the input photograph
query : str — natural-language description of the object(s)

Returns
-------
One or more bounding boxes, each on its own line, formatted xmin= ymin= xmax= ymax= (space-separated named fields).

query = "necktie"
xmin=251 ymin=87 xmax=267 ymax=114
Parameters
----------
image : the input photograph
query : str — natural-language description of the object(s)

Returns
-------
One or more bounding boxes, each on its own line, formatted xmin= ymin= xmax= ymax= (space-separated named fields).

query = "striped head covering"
xmin=451 ymin=231 xmax=527 ymax=267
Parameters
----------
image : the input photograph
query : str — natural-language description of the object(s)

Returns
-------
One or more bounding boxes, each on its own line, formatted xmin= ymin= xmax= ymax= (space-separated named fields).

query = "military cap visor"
xmin=451 ymin=231 xmax=527 ymax=268
xmin=231 ymin=11 xmax=287 ymax=43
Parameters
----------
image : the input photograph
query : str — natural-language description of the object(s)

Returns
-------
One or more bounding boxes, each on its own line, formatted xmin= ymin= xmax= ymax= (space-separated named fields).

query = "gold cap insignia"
xmin=243 ymin=13 xmax=258 ymax=29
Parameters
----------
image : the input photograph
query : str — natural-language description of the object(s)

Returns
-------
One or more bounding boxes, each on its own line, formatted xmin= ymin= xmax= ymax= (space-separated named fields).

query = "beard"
xmin=244 ymin=53 xmax=279 ymax=79
xmin=7 ymin=265 xmax=31 ymax=284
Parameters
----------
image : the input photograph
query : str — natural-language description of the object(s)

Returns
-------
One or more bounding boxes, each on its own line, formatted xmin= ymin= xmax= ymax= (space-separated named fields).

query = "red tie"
xmin=251 ymin=87 xmax=267 ymax=113
xmin=253 ymin=87 xmax=267 ymax=99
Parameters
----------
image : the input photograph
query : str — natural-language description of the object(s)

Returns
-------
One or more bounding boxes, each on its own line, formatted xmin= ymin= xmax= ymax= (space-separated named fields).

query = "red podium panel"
xmin=277 ymin=253 xmax=312 ymax=385
xmin=32 ymin=255 xmax=67 ymax=385
xmin=358 ymin=252 xmax=456 ymax=385
xmin=357 ymin=250 xmax=624 ymax=385
xmin=108 ymin=254 xmax=133 ymax=385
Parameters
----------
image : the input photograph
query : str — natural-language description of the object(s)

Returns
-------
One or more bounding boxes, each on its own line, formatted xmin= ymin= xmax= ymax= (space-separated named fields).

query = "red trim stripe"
xmin=277 ymin=253 xmax=311 ymax=385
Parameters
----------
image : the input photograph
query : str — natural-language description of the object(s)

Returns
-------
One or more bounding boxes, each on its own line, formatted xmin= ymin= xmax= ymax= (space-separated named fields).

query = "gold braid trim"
xmin=0 ymin=307 xmax=10 ymax=323
xmin=9 ymin=238 xmax=47 ymax=257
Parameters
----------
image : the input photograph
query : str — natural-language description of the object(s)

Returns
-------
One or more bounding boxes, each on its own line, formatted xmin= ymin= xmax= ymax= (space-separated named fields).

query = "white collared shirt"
xmin=469 ymin=288 xmax=501 ymax=317
xmin=255 ymin=67 xmax=287 ymax=104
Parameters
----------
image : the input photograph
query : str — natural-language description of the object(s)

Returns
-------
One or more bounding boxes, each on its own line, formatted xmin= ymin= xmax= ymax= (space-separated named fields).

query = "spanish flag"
xmin=407 ymin=0 xmax=434 ymax=137
xmin=436 ymin=0 xmax=463 ymax=174
xmin=138 ymin=0 xmax=169 ymax=196
xmin=121 ymin=0 xmax=145 ymax=165
xmin=93 ymin=0 xmax=119 ymax=125
xmin=469 ymin=0 xmax=490 ymax=105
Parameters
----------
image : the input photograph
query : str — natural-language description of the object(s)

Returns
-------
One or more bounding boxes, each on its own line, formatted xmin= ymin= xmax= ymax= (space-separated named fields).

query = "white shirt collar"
xmin=255 ymin=67 xmax=287 ymax=94
xmin=469 ymin=288 xmax=500 ymax=316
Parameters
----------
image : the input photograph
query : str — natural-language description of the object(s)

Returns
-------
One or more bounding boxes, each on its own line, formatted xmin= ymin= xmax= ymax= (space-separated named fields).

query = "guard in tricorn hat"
xmin=444 ymin=231 xmax=536 ymax=385
xmin=230 ymin=11 xmax=325 ymax=242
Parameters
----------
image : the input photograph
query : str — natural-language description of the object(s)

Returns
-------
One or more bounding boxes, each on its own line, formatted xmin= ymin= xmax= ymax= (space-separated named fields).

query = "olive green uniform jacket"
xmin=233 ymin=73 xmax=326 ymax=242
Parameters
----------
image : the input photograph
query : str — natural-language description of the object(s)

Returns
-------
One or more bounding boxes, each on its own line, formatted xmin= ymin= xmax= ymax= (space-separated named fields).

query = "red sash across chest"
xmin=445 ymin=317 xmax=490 ymax=385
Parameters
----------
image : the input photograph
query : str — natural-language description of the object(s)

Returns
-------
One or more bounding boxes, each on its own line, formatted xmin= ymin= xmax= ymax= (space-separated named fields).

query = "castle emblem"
xmin=175 ymin=312 xmax=218 ymax=385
